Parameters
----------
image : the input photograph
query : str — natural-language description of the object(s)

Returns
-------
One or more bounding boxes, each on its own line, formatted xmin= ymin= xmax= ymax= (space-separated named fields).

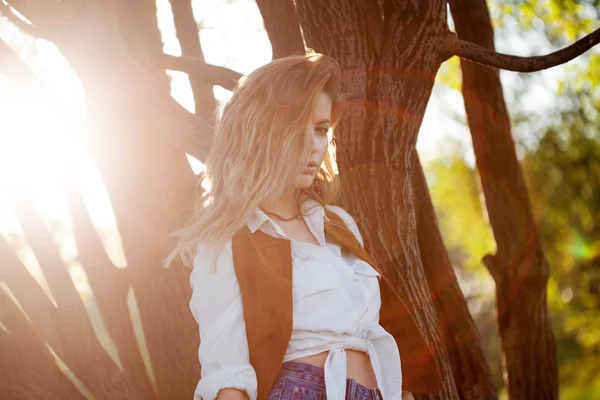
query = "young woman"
xmin=167 ymin=52 xmax=441 ymax=400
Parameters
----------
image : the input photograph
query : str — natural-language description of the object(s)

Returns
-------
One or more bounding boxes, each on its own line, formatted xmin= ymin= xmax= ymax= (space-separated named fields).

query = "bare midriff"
xmin=289 ymin=349 xmax=378 ymax=389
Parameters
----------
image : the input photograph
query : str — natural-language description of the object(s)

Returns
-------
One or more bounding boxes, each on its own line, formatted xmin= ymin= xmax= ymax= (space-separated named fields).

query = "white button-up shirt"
xmin=189 ymin=198 xmax=403 ymax=400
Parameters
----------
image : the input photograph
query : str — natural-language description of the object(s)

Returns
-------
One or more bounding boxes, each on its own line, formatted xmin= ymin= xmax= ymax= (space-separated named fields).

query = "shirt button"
xmin=352 ymin=275 xmax=359 ymax=282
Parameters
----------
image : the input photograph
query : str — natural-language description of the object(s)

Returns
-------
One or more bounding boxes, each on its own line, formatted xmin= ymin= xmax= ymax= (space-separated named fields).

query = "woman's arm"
xmin=402 ymin=391 xmax=415 ymax=400
xmin=216 ymin=388 xmax=250 ymax=400
xmin=190 ymin=240 xmax=257 ymax=400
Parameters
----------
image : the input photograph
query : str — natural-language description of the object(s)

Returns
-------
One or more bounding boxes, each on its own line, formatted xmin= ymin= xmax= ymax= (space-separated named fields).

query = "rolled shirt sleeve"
xmin=189 ymin=239 xmax=258 ymax=400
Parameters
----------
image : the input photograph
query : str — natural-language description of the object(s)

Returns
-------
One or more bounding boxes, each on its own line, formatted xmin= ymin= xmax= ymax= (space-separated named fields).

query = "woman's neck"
xmin=259 ymin=188 xmax=302 ymax=218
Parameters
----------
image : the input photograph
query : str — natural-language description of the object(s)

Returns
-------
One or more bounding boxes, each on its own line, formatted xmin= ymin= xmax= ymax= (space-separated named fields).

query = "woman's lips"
xmin=303 ymin=165 xmax=318 ymax=174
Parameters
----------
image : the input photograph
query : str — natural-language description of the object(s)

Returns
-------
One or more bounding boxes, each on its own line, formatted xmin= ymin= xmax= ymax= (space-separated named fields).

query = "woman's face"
xmin=292 ymin=91 xmax=332 ymax=189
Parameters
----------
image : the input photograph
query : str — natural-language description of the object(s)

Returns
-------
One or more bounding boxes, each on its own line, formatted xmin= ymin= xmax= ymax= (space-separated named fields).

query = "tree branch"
xmin=0 ymin=2 xmax=40 ymax=37
xmin=0 ymin=39 xmax=83 ymax=126
xmin=4 ymin=0 xmax=69 ymax=39
xmin=161 ymin=54 xmax=242 ymax=91
xmin=444 ymin=27 xmax=600 ymax=72
xmin=255 ymin=0 xmax=305 ymax=59
xmin=0 ymin=39 xmax=39 ymax=84
xmin=170 ymin=0 xmax=218 ymax=119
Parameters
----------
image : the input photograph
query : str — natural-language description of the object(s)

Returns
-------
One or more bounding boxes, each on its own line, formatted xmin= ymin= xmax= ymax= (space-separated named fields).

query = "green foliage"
xmin=424 ymin=141 xmax=495 ymax=274
xmin=430 ymin=1 xmax=600 ymax=394
xmin=435 ymin=55 xmax=462 ymax=92
xmin=424 ymin=95 xmax=600 ymax=394
xmin=561 ymin=381 xmax=600 ymax=400
xmin=523 ymin=85 xmax=600 ymax=388
xmin=489 ymin=0 xmax=599 ymax=43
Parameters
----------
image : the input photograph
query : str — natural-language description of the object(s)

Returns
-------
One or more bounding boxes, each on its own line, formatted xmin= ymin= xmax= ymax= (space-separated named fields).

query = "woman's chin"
xmin=294 ymin=174 xmax=317 ymax=189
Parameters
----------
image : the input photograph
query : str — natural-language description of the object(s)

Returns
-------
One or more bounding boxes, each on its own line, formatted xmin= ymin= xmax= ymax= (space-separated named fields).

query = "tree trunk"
xmin=170 ymin=0 xmax=219 ymax=122
xmin=447 ymin=0 xmax=558 ymax=398
xmin=412 ymin=151 xmax=497 ymax=399
xmin=61 ymin=22 xmax=202 ymax=400
xmin=1 ymin=2 xmax=206 ymax=398
xmin=255 ymin=0 xmax=306 ymax=59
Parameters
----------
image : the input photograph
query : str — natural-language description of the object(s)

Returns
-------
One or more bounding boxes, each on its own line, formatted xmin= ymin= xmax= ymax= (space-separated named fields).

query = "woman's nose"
xmin=311 ymin=132 xmax=320 ymax=150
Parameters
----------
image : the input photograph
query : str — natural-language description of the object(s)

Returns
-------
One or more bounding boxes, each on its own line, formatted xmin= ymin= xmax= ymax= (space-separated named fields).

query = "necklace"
xmin=260 ymin=205 xmax=302 ymax=222
xmin=260 ymin=202 xmax=311 ymax=236
xmin=261 ymin=197 xmax=305 ymax=223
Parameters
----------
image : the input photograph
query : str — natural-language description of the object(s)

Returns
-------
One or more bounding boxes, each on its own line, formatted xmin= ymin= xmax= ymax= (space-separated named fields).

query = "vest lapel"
xmin=231 ymin=226 xmax=293 ymax=400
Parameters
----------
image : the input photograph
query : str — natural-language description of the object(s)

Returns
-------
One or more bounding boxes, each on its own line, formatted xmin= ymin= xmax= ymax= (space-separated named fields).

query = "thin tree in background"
xmin=449 ymin=0 xmax=558 ymax=397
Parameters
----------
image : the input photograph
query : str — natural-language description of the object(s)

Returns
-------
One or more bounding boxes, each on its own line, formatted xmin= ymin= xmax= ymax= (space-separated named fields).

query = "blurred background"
xmin=0 ymin=0 xmax=598 ymax=399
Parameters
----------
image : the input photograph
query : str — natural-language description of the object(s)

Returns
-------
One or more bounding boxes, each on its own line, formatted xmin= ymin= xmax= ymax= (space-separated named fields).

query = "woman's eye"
xmin=315 ymin=126 xmax=329 ymax=135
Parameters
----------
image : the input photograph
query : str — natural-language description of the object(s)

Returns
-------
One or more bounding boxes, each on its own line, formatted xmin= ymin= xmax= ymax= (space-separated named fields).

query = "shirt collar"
xmin=246 ymin=196 xmax=328 ymax=234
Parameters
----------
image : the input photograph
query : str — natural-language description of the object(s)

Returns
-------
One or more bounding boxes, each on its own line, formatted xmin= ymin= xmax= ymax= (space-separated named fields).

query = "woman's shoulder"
xmin=194 ymin=237 xmax=233 ymax=257
xmin=191 ymin=237 xmax=235 ymax=281
xmin=324 ymin=203 xmax=358 ymax=225
xmin=324 ymin=204 xmax=363 ymax=245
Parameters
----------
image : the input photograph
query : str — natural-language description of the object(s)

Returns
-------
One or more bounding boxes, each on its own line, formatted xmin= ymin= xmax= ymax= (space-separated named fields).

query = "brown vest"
xmin=230 ymin=208 xmax=443 ymax=398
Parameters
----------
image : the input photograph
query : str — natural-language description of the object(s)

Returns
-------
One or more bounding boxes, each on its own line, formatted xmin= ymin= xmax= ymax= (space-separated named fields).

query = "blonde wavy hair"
xmin=165 ymin=51 xmax=346 ymax=270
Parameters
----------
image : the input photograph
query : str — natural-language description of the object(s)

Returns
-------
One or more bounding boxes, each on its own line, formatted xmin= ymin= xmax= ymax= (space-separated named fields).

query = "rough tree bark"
xmin=448 ymin=0 xmax=559 ymax=398
xmin=255 ymin=0 xmax=306 ymax=59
